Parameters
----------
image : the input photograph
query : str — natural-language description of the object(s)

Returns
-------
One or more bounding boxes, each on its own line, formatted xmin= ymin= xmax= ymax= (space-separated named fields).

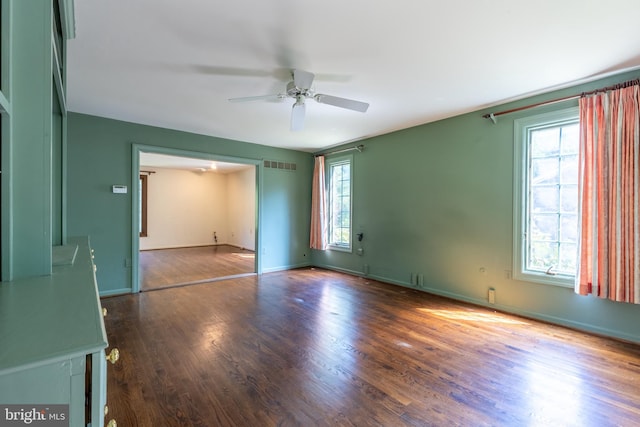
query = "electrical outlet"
xmin=488 ymin=288 xmax=496 ymax=304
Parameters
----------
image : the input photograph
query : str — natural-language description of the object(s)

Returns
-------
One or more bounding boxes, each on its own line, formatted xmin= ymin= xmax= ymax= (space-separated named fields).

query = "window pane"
xmin=531 ymin=127 xmax=560 ymax=156
xmin=530 ymin=214 xmax=558 ymax=241
xmin=560 ymin=124 xmax=579 ymax=154
xmin=529 ymin=241 xmax=559 ymax=271
xmin=531 ymin=186 xmax=559 ymax=213
xmin=515 ymin=109 xmax=579 ymax=285
xmin=532 ymin=157 xmax=559 ymax=185
xmin=560 ymin=186 xmax=578 ymax=213
xmin=139 ymin=178 xmax=142 ymax=232
xmin=329 ymin=160 xmax=352 ymax=248
xmin=560 ymin=214 xmax=578 ymax=243
xmin=558 ymin=243 xmax=577 ymax=273
xmin=560 ymin=155 xmax=578 ymax=184
xmin=524 ymin=116 xmax=579 ymax=279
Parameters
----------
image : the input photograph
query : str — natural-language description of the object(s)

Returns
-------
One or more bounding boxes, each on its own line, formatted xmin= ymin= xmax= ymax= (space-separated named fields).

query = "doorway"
xmin=132 ymin=146 xmax=260 ymax=292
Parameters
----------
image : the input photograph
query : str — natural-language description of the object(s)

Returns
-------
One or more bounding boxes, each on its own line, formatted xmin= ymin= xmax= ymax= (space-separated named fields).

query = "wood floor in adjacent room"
xmin=139 ymin=245 xmax=255 ymax=291
xmin=101 ymin=268 xmax=640 ymax=427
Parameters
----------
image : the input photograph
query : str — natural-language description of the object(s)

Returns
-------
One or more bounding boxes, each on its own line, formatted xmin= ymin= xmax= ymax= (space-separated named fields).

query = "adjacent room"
xmin=2 ymin=1 xmax=640 ymax=426
xmin=137 ymin=152 xmax=257 ymax=290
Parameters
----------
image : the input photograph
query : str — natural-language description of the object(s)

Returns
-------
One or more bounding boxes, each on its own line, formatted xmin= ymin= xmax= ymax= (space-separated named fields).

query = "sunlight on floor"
xmin=418 ymin=308 xmax=529 ymax=325
xmin=233 ymin=253 xmax=255 ymax=259
xmin=200 ymin=323 xmax=227 ymax=352
xmin=523 ymin=360 xmax=584 ymax=425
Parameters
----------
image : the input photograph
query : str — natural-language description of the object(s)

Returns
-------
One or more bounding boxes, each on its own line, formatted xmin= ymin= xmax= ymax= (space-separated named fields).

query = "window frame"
xmin=513 ymin=107 xmax=579 ymax=288
xmin=139 ymin=174 xmax=148 ymax=237
xmin=326 ymin=154 xmax=353 ymax=252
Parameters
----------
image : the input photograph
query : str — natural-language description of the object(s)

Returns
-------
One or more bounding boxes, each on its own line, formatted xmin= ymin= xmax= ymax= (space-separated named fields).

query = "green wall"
xmin=67 ymin=68 xmax=640 ymax=342
xmin=312 ymin=69 xmax=640 ymax=343
xmin=67 ymin=113 xmax=312 ymax=295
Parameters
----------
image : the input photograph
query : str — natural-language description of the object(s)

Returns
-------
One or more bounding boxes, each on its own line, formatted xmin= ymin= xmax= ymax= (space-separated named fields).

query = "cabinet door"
xmin=0 ymin=358 xmax=76 ymax=422
xmin=0 ymin=361 xmax=69 ymax=402
xmin=89 ymin=351 xmax=107 ymax=427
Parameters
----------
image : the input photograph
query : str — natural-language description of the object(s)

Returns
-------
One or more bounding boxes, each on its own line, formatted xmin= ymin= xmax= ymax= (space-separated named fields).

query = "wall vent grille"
xmin=264 ymin=160 xmax=297 ymax=171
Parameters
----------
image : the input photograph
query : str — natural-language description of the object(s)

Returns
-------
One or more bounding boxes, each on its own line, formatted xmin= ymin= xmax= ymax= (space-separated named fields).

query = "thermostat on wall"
xmin=112 ymin=185 xmax=128 ymax=194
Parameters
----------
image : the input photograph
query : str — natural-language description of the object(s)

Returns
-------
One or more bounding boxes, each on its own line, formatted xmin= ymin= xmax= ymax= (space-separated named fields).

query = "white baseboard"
xmin=262 ymin=261 xmax=312 ymax=274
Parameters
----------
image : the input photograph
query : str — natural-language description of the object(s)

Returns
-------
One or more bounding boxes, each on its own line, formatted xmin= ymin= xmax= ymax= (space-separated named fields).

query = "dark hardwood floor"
xmin=139 ymin=245 xmax=255 ymax=291
xmin=102 ymin=268 xmax=640 ymax=426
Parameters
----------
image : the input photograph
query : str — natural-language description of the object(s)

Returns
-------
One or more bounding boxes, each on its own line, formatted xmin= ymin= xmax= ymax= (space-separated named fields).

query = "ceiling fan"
xmin=229 ymin=69 xmax=369 ymax=131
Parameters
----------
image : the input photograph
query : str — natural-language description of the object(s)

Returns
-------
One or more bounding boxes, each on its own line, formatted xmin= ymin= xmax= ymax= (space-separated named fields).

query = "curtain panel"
xmin=310 ymin=156 xmax=327 ymax=250
xmin=576 ymin=82 xmax=640 ymax=303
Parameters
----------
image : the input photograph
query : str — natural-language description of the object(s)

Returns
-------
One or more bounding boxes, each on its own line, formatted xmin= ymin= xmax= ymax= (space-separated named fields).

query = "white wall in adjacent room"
xmin=140 ymin=168 xmax=228 ymax=250
xmin=227 ymin=167 xmax=256 ymax=251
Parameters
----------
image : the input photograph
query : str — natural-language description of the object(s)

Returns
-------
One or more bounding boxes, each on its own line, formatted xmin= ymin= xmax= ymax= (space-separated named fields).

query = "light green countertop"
xmin=0 ymin=237 xmax=108 ymax=375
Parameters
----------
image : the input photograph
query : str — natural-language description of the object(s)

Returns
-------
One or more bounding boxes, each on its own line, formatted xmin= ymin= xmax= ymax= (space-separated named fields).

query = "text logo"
xmin=0 ymin=405 xmax=68 ymax=427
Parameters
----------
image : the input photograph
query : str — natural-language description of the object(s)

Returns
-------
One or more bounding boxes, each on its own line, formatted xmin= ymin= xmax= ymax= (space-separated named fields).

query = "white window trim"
xmin=327 ymin=154 xmax=353 ymax=253
xmin=513 ymin=107 xmax=578 ymax=288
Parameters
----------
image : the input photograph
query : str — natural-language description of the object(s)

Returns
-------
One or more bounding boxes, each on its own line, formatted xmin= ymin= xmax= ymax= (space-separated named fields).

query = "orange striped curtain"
xmin=576 ymin=82 xmax=640 ymax=303
xmin=310 ymin=155 xmax=327 ymax=250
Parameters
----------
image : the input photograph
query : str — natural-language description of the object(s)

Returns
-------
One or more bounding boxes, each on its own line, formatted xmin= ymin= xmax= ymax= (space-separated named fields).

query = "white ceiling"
xmin=140 ymin=152 xmax=253 ymax=173
xmin=67 ymin=0 xmax=640 ymax=153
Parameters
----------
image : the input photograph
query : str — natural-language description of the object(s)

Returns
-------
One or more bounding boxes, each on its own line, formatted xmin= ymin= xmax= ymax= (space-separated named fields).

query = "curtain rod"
xmin=483 ymin=78 xmax=640 ymax=123
xmin=315 ymin=144 xmax=364 ymax=157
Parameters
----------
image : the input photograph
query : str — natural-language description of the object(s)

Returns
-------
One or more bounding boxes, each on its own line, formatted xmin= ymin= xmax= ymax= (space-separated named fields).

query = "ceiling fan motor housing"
xmin=286 ymin=81 xmax=310 ymax=98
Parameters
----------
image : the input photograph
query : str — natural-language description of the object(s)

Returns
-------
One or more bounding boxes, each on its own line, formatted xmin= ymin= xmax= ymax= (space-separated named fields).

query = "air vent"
xmin=264 ymin=160 xmax=297 ymax=171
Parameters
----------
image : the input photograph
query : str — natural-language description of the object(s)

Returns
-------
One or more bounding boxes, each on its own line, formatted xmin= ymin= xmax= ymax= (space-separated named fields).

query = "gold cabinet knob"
xmin=102 ymin=307 xmax=107 ymax=317
xmin=107 ymin=420 xmax=117 ymax=427
xmin=104 ymin=405 xmax=109 ymax=416
xmin=106 ymin=348 xmax=120 ymax=364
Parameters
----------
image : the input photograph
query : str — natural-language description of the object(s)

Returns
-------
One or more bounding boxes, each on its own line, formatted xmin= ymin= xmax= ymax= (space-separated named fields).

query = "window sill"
xmin=328 ymin=245 xmax=352 ymax=253
xmin=514 ymin=271 xmax=575 ymax=288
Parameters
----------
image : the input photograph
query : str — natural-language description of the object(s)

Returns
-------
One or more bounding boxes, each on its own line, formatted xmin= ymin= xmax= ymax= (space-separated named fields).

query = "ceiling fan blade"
xmin=228 ymin=94 xmax=283 ymax=103
xmin=293 ymin=69 xmax=315 ymax=90
xmin=291 ymin=100 xmax=306 ymax=131
xmin=190 ymin=65 xmax=274 ymax=78
xmin=314 ymin=94 xmax=369 ymax=112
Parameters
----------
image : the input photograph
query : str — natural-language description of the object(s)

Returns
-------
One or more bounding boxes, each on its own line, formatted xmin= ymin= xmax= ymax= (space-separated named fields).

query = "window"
xmin=327 ymin=155 xmax=352 ymax=251
xmin=139 ymin=174 xmax=148 ymax=237
xmin=513 ymin=108 xmax=579 ymax=287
